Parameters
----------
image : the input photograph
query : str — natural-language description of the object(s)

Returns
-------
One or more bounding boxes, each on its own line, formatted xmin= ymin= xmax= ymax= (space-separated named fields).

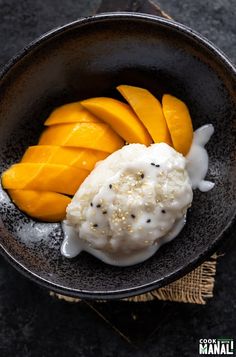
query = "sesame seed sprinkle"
xmin=146 ymin=219 xmax=151 ymax=223
xmin=109 ymin=184 xmax=112 ymax=189
xmin=162 ymin=210 xmax=166 ymax=214
xmin=131 ymin=214 xmax=135 ymax=219
xmin=90 ymin=202 xmax=93 ymax=207
xmin=151 ymin=162 xmax=160 ymax=168
xmin=96 ymin=204 xmax=101 ymax=208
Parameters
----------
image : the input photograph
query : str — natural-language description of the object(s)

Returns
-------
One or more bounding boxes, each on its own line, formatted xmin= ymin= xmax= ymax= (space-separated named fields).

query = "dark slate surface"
xmin=0 ymin=1 xmax=235 ymax=356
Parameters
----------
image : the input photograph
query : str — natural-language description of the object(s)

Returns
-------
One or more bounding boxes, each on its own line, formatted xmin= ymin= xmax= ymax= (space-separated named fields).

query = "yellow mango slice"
xmin=2 ymin=163 xmax=89 ymax=195
xmin=162 ymin=94 xmax=193 ymax=155
xmin=44 ymin=102 xmax=101 ymax=126
xmin=38 ymin=123 xmax=124 ymax=153
xmin=8 ymin=189 xmax=71 ymax=222
xmin=117 ymin=85 xmax=172 ymax=145
xmin=81 ymin=97 xmax=152 ymax=145
xmin=22 ymin=146 xmax=108 ymax=170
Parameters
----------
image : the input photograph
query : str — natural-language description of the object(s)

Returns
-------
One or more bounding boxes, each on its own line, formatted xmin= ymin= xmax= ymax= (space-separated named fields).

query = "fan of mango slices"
xmin=2 ymin=85 xmax=193 ymax=222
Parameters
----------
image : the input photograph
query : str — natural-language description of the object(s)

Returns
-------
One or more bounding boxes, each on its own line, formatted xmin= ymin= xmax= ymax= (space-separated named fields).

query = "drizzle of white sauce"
xmin=61 ymin=124 xmax=215 ymax=266
xmin=18 ymin=222 xmax=56 ymax=245
xmin=61 ymin=217 xmax=185 ymax=266
xmin=186 ymin=124 xmax=214 ymax=192
xmin=61 ymin=223 xmax=82 ymax=258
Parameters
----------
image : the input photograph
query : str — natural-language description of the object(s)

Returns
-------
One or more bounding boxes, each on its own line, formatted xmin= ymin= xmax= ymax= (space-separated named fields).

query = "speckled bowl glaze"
xmin=0 ymin=13 xmax=235 ymax=299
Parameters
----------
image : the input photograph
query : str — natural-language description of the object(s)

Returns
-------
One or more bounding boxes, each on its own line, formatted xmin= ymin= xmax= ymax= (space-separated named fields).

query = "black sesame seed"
xmin=161 ymin=210 xmax=166 ymax=214
xmin=151 ymin=162 xmax=155 ymax=166
xmin=131 ymin=214 xmax=136 ymax=219
xmin=140 ymin=173 xmax=144 ymax=179
xmin=109 ymin=184 xmax=112 ymax=189
xmin=102 ymin=211 xmax=107 ymax=215
xmin=96 ymin=204 xmax=101 ymax=208
xmin=156 ymin=164 xmax=160 ymax=168
xmin=93 ymin=224 xmax=98 ymax=227
xmin=146 ymin=219 xmax=151 ymax=223
xmin=90 ymin=202 xmax=93 ymax=207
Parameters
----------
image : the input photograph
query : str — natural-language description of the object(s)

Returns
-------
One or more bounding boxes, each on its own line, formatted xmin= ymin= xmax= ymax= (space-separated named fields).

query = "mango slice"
xmin=44 ymin=102 xmax=101 ymax=126
xmin=38 ymin=123 xmax=124 ymax=153
xmin=117 ymin=85 xmax=172 ymax=145
xmin=22 ymin=146 xmax=108 ymax=171
xmin=8 ymin=189 xmax=71 ymax=222
xmin=162 ymin=94 xmax=193 ymax=155
xmin=2 ymin=163 xmax=89 ymax=195
xmin=81 ymin=97 xmax=152 ymax=145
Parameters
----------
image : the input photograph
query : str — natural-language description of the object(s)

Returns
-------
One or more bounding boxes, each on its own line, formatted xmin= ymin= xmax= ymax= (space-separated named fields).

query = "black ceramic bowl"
xmin=0 ymin=13 xmax=235 ymax=299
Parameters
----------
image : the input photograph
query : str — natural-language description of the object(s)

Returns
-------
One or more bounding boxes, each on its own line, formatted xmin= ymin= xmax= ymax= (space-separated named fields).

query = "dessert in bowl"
xmin=0 ymin=13 xmax=235 ymax=299
xmin=2 ymin=85 xmax=214 ymax=266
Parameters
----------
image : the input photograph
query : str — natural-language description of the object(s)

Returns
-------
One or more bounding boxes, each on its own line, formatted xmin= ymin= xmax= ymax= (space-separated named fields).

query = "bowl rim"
xmin=0 ymin=12 xmax=235 ymax=300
